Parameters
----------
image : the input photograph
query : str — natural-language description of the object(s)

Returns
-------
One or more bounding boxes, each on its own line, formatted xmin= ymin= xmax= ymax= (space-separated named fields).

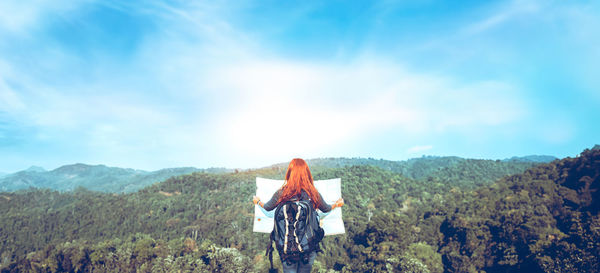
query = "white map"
xmin=253 ymin=177 xmax=345 ymax=236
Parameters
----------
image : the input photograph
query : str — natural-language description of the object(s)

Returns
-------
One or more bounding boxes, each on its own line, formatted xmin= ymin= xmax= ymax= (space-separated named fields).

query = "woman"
xmin=253 ymin=158 xmax=344 ymax=273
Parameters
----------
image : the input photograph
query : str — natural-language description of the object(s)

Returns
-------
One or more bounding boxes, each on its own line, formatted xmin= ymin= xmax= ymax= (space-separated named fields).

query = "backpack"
xmin=266 ymin=194 xmax=325 ymax=271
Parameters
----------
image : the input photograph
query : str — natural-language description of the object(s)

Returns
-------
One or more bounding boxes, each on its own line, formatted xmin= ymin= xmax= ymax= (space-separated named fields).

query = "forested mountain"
xmin=302 ymin=155 xmax=550 ymax=187
xmin=0 ymin=150 xmax=597 ymax=272
xmin=0 ymin=155 xmax=551 ymax=194
xmin=0 ymin=164 xmax=231 ymax=193
xmin=302 ymin=156 xmax=465 ymax=177
xmin=502 ymin=155 xmax=558 ymax=163
xmin=435 ymin=148 xmax=599 ymax=272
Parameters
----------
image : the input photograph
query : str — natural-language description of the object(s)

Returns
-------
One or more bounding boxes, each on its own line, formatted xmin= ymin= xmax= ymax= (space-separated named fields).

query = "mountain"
xmin=0 ymin=164 xmax=231 ymax=193
xmin=24 ymin=166 xmax=46 ymax=172
xmin=303 ymin=156 xmax=465 ymax=178
xmin=0 ymin=166 xmax=45 ymax=179
xmin=0 ymin=155 xmax=552 ymax=193
xmin=284 ymin=155 xmax=554 ymax=180
xmin=0 ymin=149 xmax=597 ymax=272
xmin=435 ymin=148 xmax=600 ymax=272
xmin=503 ymin=155 xmax=558 ymax=163
xmin=305 ymin=156 xmax=547 ymax=188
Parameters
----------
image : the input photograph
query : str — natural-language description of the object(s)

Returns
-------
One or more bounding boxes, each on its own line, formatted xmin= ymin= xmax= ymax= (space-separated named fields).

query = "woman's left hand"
xmin=252 ymin=196 xmax=260 ymax=205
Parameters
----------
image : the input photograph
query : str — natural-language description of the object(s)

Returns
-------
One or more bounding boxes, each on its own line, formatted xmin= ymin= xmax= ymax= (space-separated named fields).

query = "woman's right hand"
xmin=334 ymin=198 xmax=344 ymax=208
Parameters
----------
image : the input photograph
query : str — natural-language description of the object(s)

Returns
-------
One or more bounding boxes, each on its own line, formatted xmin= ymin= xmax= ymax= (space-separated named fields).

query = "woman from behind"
xmin=253 ymin=158 xmax=344 ymax=273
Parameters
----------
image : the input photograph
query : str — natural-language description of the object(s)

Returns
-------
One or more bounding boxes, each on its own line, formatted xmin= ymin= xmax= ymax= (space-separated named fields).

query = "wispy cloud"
xmin=0 ymin=0 xmax=86 ymax=33
xmin=200 ymin=56 xmax=528 ymax=165
xmin=0 ymin=0 xmax=532 ymax=169
xmin=407 ymin=145 xmax=433 ymax=154
xmin=0 ymin=0 xmax=598 ymax=171
xmin=462 ymin=0 xmax=540 ymax=35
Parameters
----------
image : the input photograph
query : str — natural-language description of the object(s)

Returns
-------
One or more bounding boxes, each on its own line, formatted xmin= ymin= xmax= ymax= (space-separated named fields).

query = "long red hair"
xmin=278 ymin=158 xmax=320 ymax=209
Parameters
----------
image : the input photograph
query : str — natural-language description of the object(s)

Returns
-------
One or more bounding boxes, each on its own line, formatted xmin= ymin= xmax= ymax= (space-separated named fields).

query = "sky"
xmin=0 ymin=0 xmax=599 ymax=173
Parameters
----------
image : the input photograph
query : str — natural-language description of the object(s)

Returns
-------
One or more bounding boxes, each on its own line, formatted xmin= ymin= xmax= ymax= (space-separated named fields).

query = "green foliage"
xmin=437 ymin=149 xmax=600 ymax=272
xmin=0 ymin=164 xmax=229 ymax=193
xmin=1 ymin=156 xmax=542 ymax=193
xmin=0 ymin=151 xmax=597 ymax=272
xmin=405 ymin=242 xmax=443 ymax=273
xmin=1 ymin=235 xmax=253 ymax=273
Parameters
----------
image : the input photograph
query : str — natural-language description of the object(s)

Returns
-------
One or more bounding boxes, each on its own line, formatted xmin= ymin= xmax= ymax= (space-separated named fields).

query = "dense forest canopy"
xmin=0 ymin=150 xmax=597 ymax=272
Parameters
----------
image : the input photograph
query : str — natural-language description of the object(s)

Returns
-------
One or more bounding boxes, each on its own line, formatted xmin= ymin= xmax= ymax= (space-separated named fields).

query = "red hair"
xmin=278 ymin=158 xmax=320 ymax=209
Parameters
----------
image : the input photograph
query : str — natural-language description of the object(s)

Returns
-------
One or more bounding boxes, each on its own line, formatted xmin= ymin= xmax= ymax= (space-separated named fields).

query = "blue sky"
xmin=0 ymin=0 xmax=599 ymax=172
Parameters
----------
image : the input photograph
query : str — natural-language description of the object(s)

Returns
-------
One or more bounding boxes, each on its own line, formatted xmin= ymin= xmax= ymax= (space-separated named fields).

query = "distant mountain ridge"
xmin=0 ymin=154 xmax=556 ymax=193
xmin=24 ymin=166 xmax=46 ymax=172
xmin=265 ymin=155 xmax=557 ymax=189
xmin=303 ymin=156 xmax=464 ymax=179
xmin=304 ymin=155 xmax=556 ymax=181
xmin=0 ymin=164 xmax=231 ymax=193
xmin=502 ymin=155 xmax=558 ymax=163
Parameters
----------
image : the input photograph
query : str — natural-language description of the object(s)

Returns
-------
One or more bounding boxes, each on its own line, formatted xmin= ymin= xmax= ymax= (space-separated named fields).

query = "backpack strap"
xmin=267 ymin=202 xmax=286 ymax=272
xmin=293 ymin=204 xmax=303 ymax=253
xmin=266 ymin=230 xmax=275 ymax=271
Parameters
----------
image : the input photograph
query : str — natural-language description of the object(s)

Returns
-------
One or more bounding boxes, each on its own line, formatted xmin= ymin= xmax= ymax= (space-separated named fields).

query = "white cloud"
xmin=200 ymin=57 xmax=528 ymax=164
xmin=0 ymin=61 xmax=28 ymax=117
xmin=0 ymin=0 xmax=549 ymax=170
xmin=407 ymin=145 xmax=433 ymax=154
xmin=0 ymin=82 xmax=25 ymax=113
xmin=462 ymin=0 xmax=541 ymax=35
xmin=106 ymin=1 xmax=531 ymax=164
xmin=0 ymin=0 xmax=86 ymax=33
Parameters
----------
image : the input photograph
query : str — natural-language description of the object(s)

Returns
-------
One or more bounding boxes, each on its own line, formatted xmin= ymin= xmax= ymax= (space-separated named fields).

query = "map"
xmin=253 ymin=177 xmax=345 ymax=236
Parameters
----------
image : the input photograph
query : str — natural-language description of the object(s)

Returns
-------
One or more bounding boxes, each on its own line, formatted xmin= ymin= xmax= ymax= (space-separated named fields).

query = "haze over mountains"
xmin=0 ymin=155 xmax=556 ymax=193
xmin=0 ymin=164 xmax=231 ymax=193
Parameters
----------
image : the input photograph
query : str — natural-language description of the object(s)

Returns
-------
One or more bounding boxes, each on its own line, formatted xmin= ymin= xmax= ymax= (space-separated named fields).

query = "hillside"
xmin=304 ymin=156 xmax=466 ymax=178
xmin=0 ymin=156 xmax=550 ymax=194
xmin=436 ymin=148 xmax=599 ymax=272
xmin=295 ymin=155 xmax=549 ymax=188
xmin=0 ymin=150 xmax=596 ymax=272
xmin=0 ymin=164 xmax=230 ymax=193
xmin=502 ymin=155 xmax=558 ymax=163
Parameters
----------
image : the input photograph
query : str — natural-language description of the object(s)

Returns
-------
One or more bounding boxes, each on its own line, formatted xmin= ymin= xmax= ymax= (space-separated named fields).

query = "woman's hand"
xmin=333 ymin=198 xmax=344 ymax=209
xmin=253 ymin=196 xmax=260 ymax=205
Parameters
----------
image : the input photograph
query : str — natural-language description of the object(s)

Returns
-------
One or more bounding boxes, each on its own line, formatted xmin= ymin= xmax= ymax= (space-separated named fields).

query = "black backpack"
xmin=266 ymin=194 xmax=325 ymax=271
